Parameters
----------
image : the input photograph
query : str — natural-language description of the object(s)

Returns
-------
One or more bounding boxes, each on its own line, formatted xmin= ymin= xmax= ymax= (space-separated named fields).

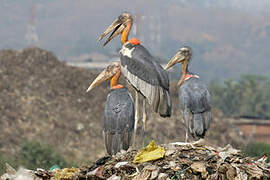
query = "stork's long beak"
xmin=86 ymin=62 xmax=120 ymax=92
xmin=86 ymin=69 xmax=114 ymax=92
xmin=98 ymin=18 xmax=125 ymax=46
xmin=165 ymin=53 xmax=186 ymax=70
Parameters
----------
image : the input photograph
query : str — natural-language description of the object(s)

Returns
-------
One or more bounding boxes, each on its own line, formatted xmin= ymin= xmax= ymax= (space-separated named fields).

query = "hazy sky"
xmin=1 ymin=0 xmax=269 ymax=52
xmin=0 ymin=0 xmax=270 ymax=80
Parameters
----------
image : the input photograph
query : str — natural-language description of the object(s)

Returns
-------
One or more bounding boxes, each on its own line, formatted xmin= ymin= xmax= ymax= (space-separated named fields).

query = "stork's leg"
xmin=185 ymin=130 xmax=189 ymax=143
xmin=142 ymin=98 xmax=147 ymax=146
xmin=142 ymin=98 xmax=147 ymax=132
xmin=132 ymin=91 xmax=139 ymax=147
xmin=183 ymin=109 xmax=190 ymax=143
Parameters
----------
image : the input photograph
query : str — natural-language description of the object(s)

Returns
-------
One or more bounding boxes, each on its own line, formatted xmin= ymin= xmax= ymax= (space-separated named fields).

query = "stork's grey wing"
xmin=179 ymin=78 xmax=211 ymax=114
xmin=179 ymin=78 xmax=211 ymax=138
xmin=120 ymin=43 xmax=171 ymax=117
xmin=203 ymin=110 xmax=211 ymax=130
xmin=120 ymin=43 xmax=169 ymax=89
xmin=104 ymin=87 xmax=134 ymax=132
xmin=103 ymin=87 xmax=134 ymax=155
xmin=103 ymin=131 xmax=133 ymax=155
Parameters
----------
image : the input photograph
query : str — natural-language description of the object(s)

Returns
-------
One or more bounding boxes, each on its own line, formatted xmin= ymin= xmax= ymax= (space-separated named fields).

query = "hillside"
xmin=0 ymin=48 xmax=245 ymax=163
xmin=0 ymin=48 xmax=108 ymax=161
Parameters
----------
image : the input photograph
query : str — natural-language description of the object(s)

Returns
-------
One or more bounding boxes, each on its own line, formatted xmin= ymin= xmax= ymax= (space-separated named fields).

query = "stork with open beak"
xmin=165 ymin=46 xmax=211 ymax=142
xmin=86 ymin=62 xmax=134 ymax=155
xmin=98 ymin=12 xmax=171 ymax=146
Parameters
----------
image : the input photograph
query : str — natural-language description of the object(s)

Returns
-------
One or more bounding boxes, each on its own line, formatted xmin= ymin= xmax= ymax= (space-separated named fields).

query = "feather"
xmin=120 ymin=43 xmax=171 ymax=117
xmin=103 ymin=88 xmax=134 ymax=155
xmin=121 ymin=63 xmax=171 ymax=117
xmin=103 ymin=131 xmax=133 ymax=155
xmin=179 ymin=78 xmax=211 ymax=139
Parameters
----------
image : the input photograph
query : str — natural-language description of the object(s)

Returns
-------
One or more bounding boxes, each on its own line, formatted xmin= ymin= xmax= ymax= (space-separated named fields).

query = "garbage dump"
xmin=1 ymin=140 xmax=270 ymax=180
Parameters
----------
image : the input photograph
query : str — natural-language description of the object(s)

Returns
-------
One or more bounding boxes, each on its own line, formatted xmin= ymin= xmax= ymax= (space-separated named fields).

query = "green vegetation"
xmin=209 ymin=75 xmax=270 ymax=118
xmin=0 ymin=140 xmax=74 ymax=175
xmin=18 ymin=140 xmax=69 ymax=170
xmin=242 ymin=143 xmax=270 ymax=162
xmin=0 ymin=153 xmax=17 ymax=176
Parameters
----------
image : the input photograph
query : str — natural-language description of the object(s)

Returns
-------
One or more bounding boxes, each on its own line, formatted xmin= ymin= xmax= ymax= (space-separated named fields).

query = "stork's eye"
xmin=182 ymin=49 xmax=190 ymax=56
xmin=119 ymin=15 xmax=126 ymax=22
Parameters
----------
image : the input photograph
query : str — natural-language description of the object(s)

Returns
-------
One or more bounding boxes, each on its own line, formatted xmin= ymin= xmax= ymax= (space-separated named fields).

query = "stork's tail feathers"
xmin=193 ymin=113 xmax=206 ymax=138
xmin=158 ymin=89 xmax=171 ymax=117
xmin=103 ymin=131 xmax=133 ymax=155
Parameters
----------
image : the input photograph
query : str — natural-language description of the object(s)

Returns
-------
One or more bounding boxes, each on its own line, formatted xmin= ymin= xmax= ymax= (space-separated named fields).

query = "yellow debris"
xmin=133 ymin=140 xmax=165 ymax=163
xmin=55 ymin=168 xmax=80 ymax=180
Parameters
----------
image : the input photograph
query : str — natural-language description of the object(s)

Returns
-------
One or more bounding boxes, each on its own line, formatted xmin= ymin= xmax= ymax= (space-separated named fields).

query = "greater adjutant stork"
xmin=86 ymin=62 xmax=134 ymax=155
xmin=165 ymin=46 xmax=211 ymax=142
xmin=97 ymin=12 xmax=171 ymax=144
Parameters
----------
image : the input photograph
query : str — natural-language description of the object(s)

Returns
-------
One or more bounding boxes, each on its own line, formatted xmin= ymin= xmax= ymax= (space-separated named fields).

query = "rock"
xmin=5 ymin=163 xmax=16 ymax=175
xmin=107 ymin=174 xmax=121 ymax=180
xmin=114 ymin=161 xmax=128 ymax=168
xmin=157 ymin=173 xmax=169 ymax=180
xmin=14 ymin=168 xmax=34 ymax=180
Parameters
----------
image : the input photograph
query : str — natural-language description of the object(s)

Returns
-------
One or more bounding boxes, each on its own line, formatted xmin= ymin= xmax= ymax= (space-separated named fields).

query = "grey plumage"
xmin=120 ymin=43 xmax=171 ymax=117
xmin=103 ymin=87 xmax=134 ymax=155
xmin=179 ymin=78 xmax=211 ymax=139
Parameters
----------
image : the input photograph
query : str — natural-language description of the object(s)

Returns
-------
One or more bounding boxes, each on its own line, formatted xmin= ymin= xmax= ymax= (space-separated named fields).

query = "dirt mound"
xmin=0 ymin=48 xmax=245 ymax=163
xmin=0 ymin=48 xmax=108 ymax=160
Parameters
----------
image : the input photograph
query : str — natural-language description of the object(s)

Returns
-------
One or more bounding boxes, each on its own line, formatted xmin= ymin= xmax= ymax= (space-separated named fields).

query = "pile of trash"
xmin=1 ymin=140 xmax=270 ymax=180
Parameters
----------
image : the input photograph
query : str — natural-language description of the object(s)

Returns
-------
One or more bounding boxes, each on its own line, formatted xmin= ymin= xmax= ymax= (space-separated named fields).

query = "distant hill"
xmin=0 ymin=48 xmax=245 ymax=162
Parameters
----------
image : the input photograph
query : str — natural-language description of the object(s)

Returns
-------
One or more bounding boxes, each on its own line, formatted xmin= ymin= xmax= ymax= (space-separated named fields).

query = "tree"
xmin=209 ymin=75 xmax=270 ymax=118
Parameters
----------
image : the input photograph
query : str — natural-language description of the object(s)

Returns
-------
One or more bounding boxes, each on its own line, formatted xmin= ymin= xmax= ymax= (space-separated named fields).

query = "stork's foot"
xmin=185 ymin=131 xmax=189 ymax=143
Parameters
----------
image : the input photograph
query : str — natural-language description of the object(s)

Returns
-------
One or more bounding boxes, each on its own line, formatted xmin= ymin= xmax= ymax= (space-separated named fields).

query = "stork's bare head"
xmin=86 ymin=61 xmax=121 ymax=92
xmin=98 ymin=12 xmax=133 ymax=46
xmin=165 ymin=46 xmax=192 ymax=70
